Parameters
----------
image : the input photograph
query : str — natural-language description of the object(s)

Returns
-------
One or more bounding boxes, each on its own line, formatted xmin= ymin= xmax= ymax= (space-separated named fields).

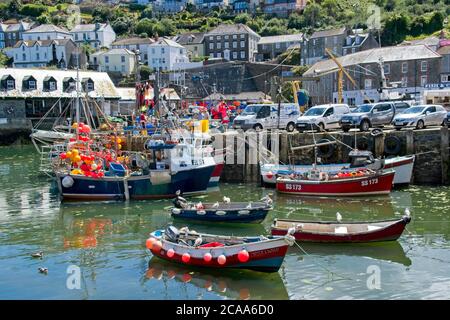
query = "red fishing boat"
xmin=146 ymin=226 xmax=295 ymax=273
xmin=271 ymin=211 xmax=411 ymax=243
xmin=276 ymin=168 xmax=395 ymax=197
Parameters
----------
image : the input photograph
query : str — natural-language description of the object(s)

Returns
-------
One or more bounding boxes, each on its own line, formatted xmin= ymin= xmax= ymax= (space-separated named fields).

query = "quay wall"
xmin=123 ymin=127 xmax=450 ymax=185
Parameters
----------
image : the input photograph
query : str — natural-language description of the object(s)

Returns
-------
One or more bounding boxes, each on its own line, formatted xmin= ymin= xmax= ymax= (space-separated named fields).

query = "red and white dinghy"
xmin=271 ymin=212 xmax=411 ymax=243
xmin=276 ymin=169 xmax=395 ymax=197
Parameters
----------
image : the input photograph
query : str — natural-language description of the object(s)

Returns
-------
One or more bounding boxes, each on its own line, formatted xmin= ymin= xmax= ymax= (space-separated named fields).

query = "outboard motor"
xmin=165 ymin=225 xmax=180 ymax=243
xmin=173 ymin=194 xmax=188 ymax=209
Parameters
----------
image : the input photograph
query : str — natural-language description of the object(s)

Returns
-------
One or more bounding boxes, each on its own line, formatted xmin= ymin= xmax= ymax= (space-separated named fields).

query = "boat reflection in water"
xmin=288 ymin=241 xmax=412 ymax=267
xmin=143 ymin=257 xmax=289 ymax=300
xmin=63 ymin=217 xmax=112 ymax=249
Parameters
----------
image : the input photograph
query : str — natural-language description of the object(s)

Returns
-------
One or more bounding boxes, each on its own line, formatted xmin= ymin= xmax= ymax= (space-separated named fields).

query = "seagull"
xmin=287 ymin=227 xmax=296 ymax=235
xmin=193 ymin=236 xmax=203 ymax=247
xmin=246 ymin=202 xmax=252 ymax=209
xmin=38 ymin=267 xmax=48 ymax=274
xmin=261 ymin=194 xmax=273 ymax=206
xmin=212 ymin=201 xmax=220 ymax=208
xmin=223 ymin=196 xmax=231 ymax=204
xmin=31 ymin=251 xmax=43 ymax=259
xmin=405 ymin=208 xmax=411 ymax=217
xmin=336 ymin=212 xmax=342 ymax=223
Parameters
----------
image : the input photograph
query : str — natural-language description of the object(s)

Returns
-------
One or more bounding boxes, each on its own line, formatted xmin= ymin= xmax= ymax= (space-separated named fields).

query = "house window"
xmin=87 ymin=82 xmax=94 ymax=91
xmin=36 ymin=53 xmax=40 ymax=60
xmin=233 ymin=42 xmax=237 ymax=48
xmin=209 ymin=43 xmax=214 ymax=50
xmin=240 ymin=34 xmax=245 ymax=39
xmin=6 ymin=80 xmax=14 ymax=90
xmin=364 ymin=79 xmax=372 ymax=89
xmin=233 ymin=34 xmax=237 ymax=39
xmin=402 ymin=62 xmax=408 ymax=73
xmin=75 ymin=34 xmax=79 ymax=40
xmin=240 ymin=51 xmax=245 ymax=59
xmin=421 ymin=61 xmax=427 ymax=72
xmin=383 ymin=64 xmax=390 ymax=75
xmin=209 ymin=36 xmax=213 ymax=41
xmin=121 ymin=56 xmax=125 ymax=63
xmin=22 ymin=53 xmax=26 ymax=61
xmin=105 ymin=56 xmax=109 ymax=63
xmin=217 ymin=42 xmax=221 ymax=49
xmin=161 ymin=48 xmax=165 ymax=54
xmin=343 ymin=48 xmax=347 ymax=55
xmin=224 ymin=42 xmax=229 ymax=49
xmin=151 ymin=48 xmax=155 ymax=54
xmin=352 ymin=48 xmax=356 ymax=53
xmin=22 ymin=46 xmax=25 ymax=51
xmin=240 ymin=41 xmax=245 ymax=48
xmin=121 ymin=65 xmax=125 ymax=72
xmin=225 ymin=35 xmax=229 ymax=40
xmin=232 ymin=51 xmax=237 ymax=59
xmin=49 ymin=81 xmax=56 ymax=91
xmin=421 ymin=75 xmax=427 ymax=86
xmin=180 ymin=49 xmax=183 ymax=54
xmin=216 ymin=36 xmax=221 ymax=40
xmin=441 ymin=74 xmax=450 ymax=83
xmin=29 ymin=80 xmax=36 ymax=90
xmin=217 ymin=52 xmax=221 ymax=58
xmin=401 ymin=76 xmax=408 ymax=87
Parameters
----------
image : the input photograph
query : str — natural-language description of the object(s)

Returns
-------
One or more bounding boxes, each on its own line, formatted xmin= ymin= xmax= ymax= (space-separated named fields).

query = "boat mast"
xmin=75 ymin=44 xmax=80 ymax=135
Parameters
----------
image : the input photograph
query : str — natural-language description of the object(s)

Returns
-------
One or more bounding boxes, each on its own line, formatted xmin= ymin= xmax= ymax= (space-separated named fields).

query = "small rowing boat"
xmin=146 ymin=226 xmax=295 ymax=273
xmin=171 ymin=194 xmax=273 ymax=223
xmin=271 ymin=210 xmax=411 ymax=243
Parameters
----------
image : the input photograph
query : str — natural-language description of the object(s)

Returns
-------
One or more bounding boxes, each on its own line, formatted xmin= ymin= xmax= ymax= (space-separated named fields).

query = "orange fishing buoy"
xmin=217 ymin=254 xmax=226 ymax=265
xmin=238 ymin=250 xmax=249 ymax=263
xmin=146 ymin=238 xmax=155 ymax=250
xmin=167 ymin=248 xmax=175 ymax=258
xmin=153 ymin=240 xmax=162 ymax=252
xmin=203 ymin=252 xmax=212 ymax=262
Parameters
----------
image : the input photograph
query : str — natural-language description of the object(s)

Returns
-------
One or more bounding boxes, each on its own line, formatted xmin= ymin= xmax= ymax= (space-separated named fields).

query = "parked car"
xmin=340 ymin=102 xmax=395 ymax=132
xmin=392 ymin=101 xmax=412 ymax=115
xmin=392 ymin=105 xmax=448 ymax=130
xmin=232 ymin=103 xmax=300 ymax=132
xmin=296 ymin=104 xmax=350 ymax=132
xmin=445 ymin=112 xmax=450 ymax=127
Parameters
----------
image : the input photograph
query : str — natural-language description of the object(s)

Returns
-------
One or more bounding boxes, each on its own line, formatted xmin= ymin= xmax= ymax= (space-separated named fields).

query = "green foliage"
xmin=37 ymin=14 xmax=51 ymax=24
xmin=381 ymin=13 xmax=410 ymax=45
xmin=292 ymin=65 xmax=310 ymax=76
xmin=0 ymin=51 xmax=11 ymax=67
xmin=139 ymin=65 xmax=153 ymax=80
xmin=141 ymin=5 xmax=153 ymax=19
xmin=276 ymin=48 xmax=301 ymax=65
xmin=135 ymin=18 xmax=154 ymax=37
xmin=19 ymin=4 xmax=47 ymax=17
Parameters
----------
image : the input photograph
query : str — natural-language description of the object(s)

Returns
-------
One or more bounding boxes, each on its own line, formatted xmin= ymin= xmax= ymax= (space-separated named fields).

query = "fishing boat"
xmin=276 ymin=168 xmax=395 ymax=197
xmin=170 ymin=194 xmax=272 ymax=223
xmin=271 ymin=210 xmax=411 ymax=243
xmin=261 ymin=151 xmax=414 ymax=186
xmin=146 ymin=225 xmax=295 ymax=272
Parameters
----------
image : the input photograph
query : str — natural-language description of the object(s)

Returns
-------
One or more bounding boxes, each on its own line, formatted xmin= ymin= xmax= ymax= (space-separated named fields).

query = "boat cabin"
xmin=349 ymin=150 xmax=384 ymax=170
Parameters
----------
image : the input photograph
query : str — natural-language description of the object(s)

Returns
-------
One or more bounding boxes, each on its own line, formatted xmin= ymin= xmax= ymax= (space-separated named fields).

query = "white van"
xmin=296 ymin=104 xmax=350 ymax=132
xmin=232 ymin=103 xmax=301 ymax=132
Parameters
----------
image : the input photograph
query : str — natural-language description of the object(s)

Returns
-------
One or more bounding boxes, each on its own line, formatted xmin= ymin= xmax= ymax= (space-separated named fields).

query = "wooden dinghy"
xmin=146 ymin=226 xmax=295 ymax=273
xmin=271 ymin=211 xmax=411 ymax=243
xmin=171 ymin=194 xmax=273 ymax=223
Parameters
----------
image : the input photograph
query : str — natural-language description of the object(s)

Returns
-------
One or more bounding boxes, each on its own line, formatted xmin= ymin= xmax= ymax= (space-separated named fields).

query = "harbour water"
xmin=1 ymin=145 xmax=450 ymax=299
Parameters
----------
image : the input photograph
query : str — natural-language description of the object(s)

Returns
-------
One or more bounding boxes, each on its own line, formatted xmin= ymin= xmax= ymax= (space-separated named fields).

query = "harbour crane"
xmin=324 ymin=48 xmax=372 ymax=104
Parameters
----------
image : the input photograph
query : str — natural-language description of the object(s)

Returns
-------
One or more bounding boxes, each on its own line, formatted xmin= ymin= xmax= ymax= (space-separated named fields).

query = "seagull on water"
xmin=336 ymin=212 xmax=342 ymax=223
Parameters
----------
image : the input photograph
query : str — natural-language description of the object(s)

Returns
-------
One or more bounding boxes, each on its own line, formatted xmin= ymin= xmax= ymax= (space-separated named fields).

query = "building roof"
xmin=70 ymin=23 xmax=108 ymax=33
xmin=4 ymin=21 xmax=33 ymax=32
xmin=258 ymin=34 xmax=303 ymax=45
xmin=342 ymin=33 xmax=370 ymax=48
xmin=116 ymin=87 xmax=136 ymax=101
xmin=24 ymin=24 xmax=70 ymax=34
xmin=310 ymin=27 xmax=347 ymax=39
xmin=112 ymin=37 xmax=155 ymax=46
xmin=144 ymin=87 xmax=180 ymax=100
xmin=13 ymin=39 xmax=74 ymax=48
xmin=173 ymin=32 xmax=205 ymax=45
xmin=150 ymin=37 xmax=185 ymax=48
xmin=437 ymin=45 xmax=450 ymax=55
xmin=400 ymin=36 xmax=440 ymax=48
xmin=0 ymin=68 xmax=120 ymax=99
xmin=206 ymin=24 xmax=260 ymax=39
xmin=91 ymin=48 xmax=135 ymax=56
xmin=303 ymin=44 xmax=442 ymax=77
xmin=203 ymin=91 xmax=270 ymax=102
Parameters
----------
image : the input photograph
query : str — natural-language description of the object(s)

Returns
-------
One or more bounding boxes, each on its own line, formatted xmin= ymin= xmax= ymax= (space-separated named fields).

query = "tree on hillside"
xmin=381 ymin=13 xmax=410 ymax=45
xmin=141 ymin=5 xmax=153 ymax=19
xmin=135 ymin=18 xmax=154 ymax=37
xmin=9 ymin=0 xmax=23 ymax=16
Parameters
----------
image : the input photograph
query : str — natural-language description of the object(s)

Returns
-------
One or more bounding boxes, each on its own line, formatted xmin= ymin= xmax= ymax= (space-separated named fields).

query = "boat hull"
xmin=148 ymin=230 xmax=291 ymax=273
xmin=276 ymin=171 xmax=395 ymax=197
xmin=56 ymin=164 xmax=215 ymax=201
xmin=208 ymin=163 xmax=224 ymax=188
xmin=271 ymin=217 xmax=410 ymax=243
xmin=261 ymin=155 xmax=414 ymax=186
xmin=170 ymin=203 xmax=270 ymax=223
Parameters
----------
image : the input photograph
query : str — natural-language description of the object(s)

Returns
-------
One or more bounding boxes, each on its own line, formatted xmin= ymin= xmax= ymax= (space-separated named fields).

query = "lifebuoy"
xmin=62 ymin=175 xmax=74 ymax=188
xmin=384 ymin=136 xmax=402 ymax=155
xmin=316 ymin=138 xmax=335 ymax=159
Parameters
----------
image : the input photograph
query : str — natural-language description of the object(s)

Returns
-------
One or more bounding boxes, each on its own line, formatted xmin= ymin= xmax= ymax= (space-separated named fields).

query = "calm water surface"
xmin=1 ymin=145 xmax=450 ymax=299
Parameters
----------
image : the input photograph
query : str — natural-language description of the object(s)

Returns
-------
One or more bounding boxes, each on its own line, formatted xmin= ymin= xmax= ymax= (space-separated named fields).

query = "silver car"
xmin=392 ymin=105 xmax=448 ymax=130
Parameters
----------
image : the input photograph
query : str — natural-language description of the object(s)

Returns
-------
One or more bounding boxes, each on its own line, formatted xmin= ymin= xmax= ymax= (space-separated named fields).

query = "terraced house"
xmin=302 ymin=45 xmax=442 ymax=105
xmin=257 ymin=33 xmax=303 ymax=61
xmin=204 ymin=24 xmax=260 ymax=62
xmin=70 ymin=23 xmax=116 ymax=49
xmin=0 ymin=21 xmax=34 ymax=49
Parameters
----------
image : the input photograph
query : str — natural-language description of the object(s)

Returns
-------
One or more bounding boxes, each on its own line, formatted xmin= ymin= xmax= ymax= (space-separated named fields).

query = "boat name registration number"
xmin=285 ymin=183 xmax=301 ymax=191
xmin=361 ymin=178 xmax=378 ymax=186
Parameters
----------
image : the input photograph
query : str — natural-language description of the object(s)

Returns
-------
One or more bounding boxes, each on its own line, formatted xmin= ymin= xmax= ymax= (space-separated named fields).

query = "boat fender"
xmin=62 ymin=175 xmax=74 ymax=188
xmin=319 ymin=172 xmax=329 ymax=181
xmin=316 ymin=138 xmax=335 ymax=159
xmin=238 ymin=210 xmax=250 ymax=215
xmin=284 ymin=234 xmax=296 ymax=246
xmin=171 ymin=208 xmax=181 ymax=215
xmin=402 ymin=215 xmax=412 ymax=224
xmin=356 ymin=136 xmax=374 ymax=151
xmin=384 ymin=136 xmax=401 ymax=155
xmin=197 ymin=210 xmax=206 ymax=215
xmin=217 ymin=254 xmax=227 ymax=265
xmin=215 ymin=210 xmax=227 ymax=216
